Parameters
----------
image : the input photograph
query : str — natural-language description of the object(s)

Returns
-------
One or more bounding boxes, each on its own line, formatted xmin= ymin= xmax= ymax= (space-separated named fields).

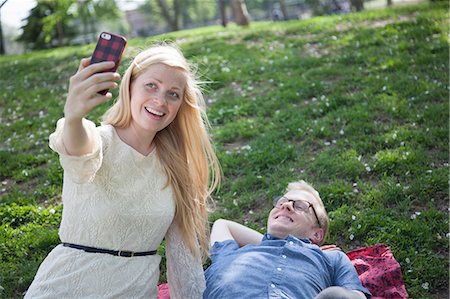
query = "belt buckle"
xmin=118 ymin=250 xmax=133 ymax=257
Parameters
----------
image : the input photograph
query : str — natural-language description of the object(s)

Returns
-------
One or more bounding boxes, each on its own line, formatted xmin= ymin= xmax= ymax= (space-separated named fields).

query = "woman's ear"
xmin=310 ymin=228 xmax=324 ymax=245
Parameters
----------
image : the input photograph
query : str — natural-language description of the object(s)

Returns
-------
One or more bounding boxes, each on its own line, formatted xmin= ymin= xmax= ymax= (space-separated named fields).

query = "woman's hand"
xmin=64 ymin=58 xmax=120 ymax=122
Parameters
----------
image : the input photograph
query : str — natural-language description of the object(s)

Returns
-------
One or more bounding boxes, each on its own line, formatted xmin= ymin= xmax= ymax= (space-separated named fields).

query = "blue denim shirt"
xmin=204 ymin=234 xmax=371 ymax=299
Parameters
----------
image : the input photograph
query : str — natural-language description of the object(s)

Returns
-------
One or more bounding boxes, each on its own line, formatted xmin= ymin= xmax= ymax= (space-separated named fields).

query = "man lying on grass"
xmin=203 ymin=180 xmax=371 ymax=299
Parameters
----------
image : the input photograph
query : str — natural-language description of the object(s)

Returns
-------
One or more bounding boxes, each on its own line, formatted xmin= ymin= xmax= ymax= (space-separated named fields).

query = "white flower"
xmin=421 ymin=282 xmax=429 ymax=290
xmin=349 ymin=234 xmax=354 ymax=240
xmin=352 ymin=215 xmax=356 ymax=220
xmin=49 ymin=209 xmax=56 ymax=214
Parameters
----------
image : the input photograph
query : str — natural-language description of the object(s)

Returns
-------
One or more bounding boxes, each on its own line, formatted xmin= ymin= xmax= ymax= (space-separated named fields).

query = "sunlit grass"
xmin=0 ymin=2 xmax=448 ymax=298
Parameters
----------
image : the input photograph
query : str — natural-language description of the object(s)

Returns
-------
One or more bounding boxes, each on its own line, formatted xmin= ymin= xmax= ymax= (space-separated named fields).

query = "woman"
xmin=25 ymin=44 xmax=221 ymax=298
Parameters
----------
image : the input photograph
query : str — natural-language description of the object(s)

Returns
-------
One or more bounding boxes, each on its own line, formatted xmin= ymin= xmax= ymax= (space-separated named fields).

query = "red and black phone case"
xmin=90 ymin=32 xmax=127 ymax=94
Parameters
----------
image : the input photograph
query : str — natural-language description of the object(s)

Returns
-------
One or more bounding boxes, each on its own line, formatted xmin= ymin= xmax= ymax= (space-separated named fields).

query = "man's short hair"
xmin=286 ymin=181 xmax=329 ymax=244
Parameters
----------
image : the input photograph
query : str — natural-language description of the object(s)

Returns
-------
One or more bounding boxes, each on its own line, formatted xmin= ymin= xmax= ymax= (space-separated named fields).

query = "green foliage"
xmin=0 ymin=2 xmax=448 ymax=298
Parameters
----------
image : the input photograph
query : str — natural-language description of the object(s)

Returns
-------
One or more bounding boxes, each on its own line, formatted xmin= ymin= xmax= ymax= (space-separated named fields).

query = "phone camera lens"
xmin=101 ymin=33 xmax=111 ymax=40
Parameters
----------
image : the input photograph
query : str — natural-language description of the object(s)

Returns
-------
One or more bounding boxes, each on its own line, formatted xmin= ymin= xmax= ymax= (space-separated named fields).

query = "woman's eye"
xmin=169 ymin=91 xmax=180 ymax=99
xmin=146 ymin=82 xmax=156 ymax=88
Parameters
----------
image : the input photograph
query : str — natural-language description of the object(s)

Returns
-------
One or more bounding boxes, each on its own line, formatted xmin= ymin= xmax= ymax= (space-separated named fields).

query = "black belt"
xmin=62 ymin=242 xmax=157 ymax=257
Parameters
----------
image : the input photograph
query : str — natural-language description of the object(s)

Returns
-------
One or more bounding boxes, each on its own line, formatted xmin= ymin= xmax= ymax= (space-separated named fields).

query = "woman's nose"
xmin=152 ymin=90 xmax=167 ymax=105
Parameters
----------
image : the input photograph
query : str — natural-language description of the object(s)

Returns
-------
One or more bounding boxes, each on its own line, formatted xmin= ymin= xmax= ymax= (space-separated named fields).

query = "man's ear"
xmin=310 ymin=228 xmax=324 ymax=245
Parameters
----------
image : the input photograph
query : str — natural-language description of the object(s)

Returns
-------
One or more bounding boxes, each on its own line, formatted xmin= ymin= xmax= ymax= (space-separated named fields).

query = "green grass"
xmin=0 ymin=2 xmax=448 ymax=298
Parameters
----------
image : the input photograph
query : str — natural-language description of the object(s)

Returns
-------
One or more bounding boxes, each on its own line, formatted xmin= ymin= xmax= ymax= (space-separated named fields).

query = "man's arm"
xmin=210 ymin=219 xmax=263 ymax=247
xmin=314 ymin=286 xmax=367 ymax=299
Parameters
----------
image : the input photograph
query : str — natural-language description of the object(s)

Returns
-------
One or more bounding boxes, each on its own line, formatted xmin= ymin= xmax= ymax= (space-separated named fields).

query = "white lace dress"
xmin=24 ymin=118 xmax=205 ymax=299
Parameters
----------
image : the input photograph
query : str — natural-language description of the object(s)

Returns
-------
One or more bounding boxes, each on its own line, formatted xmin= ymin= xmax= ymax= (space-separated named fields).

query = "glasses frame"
xmin=272 ymin=196 xmax=322 ymax=228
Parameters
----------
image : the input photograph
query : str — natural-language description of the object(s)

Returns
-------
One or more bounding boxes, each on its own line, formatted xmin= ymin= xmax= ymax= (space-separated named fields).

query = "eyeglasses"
xmin=272 ymin=196 xmax=322 ymax=228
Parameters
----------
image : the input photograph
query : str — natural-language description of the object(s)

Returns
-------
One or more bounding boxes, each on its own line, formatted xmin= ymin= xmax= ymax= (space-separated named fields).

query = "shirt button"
xmin=277 ymin=267 xmax=282 ymax=271
xmin=271 ymin=284 xmax=276 ymax=288
xmin=282 ymin=255 xmax=287 ymax=259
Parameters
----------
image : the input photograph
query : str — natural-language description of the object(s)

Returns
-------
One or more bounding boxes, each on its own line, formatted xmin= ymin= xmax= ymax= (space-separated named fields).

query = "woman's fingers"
xmin=77 ymin=57 xmax=92 ymax=72
xmin=65 ymin=59 xmax=120 ymax=120
xmin=86 ymin=81 xmax=119 ymax=97
xmin=70 ymin=71 xmax=120 ymax=97
xmin=85 ymin=92 xmax=114 ymax=110
xmin=78 ymin=60 xmax=116 ymax=80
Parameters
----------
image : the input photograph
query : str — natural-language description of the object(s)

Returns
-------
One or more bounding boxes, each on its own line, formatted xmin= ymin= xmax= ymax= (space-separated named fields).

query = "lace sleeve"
xmin=165 ymin=220 xmax=205 ymax=299
xmin=49 ymin=118 xmax=103 ymax=184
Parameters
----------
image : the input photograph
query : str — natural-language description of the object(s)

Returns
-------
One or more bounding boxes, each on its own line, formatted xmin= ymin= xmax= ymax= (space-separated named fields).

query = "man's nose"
xmin=281 ymin=201 xmax=294 ymax=211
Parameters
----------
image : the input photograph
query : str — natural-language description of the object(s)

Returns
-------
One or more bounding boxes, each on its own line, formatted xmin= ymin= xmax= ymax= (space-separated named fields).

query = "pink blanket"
xmin=346 ymin=243 xmax=408 ymax=298
xmin=157 ymin=243 xmax=408 ymax=299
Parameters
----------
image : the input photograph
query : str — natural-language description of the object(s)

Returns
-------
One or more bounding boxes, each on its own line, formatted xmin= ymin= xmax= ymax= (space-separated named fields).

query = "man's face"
xmin=267 ymin=189 xmax=321 ymax=240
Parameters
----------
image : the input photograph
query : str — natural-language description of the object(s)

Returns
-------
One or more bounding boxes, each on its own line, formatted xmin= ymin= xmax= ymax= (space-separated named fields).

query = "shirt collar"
xmin=263 ymin=233 xmax=312 ymax=244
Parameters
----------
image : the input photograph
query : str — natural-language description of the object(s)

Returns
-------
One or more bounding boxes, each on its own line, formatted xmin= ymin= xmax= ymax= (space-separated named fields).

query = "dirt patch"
xmin=336 ymin=14 xmax=416 ymax=32
xmin=223 ymin=138 xmax=249 ymax=151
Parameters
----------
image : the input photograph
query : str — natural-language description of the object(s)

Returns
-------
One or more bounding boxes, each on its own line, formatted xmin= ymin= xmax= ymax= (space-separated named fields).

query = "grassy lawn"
xmin=0 ymin=2 xmax=448 ymax=298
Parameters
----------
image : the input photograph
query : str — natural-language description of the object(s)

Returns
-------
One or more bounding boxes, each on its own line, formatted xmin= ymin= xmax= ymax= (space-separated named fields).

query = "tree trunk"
xmin=230 ymin=0 xmax=250 ymax=26
xmin=56 ymin=20 xmax=64 ymax=47
xmin=173 ymin=0 xmax=181 ymax=30
xmin=156 ymin=0 xmax=178 ymax=31
xmin=218 ymin=0 xmax=227 ymax=27
xmin=332 ymin=0 xmax=342 ymax=11
xmin=350 ymin=0 xmax=364 ymax=11
xmin=0 ymin=0 xmax=9 ymax=54
xmin=387 ymin=0 xmax=393 ymax=6
xmin=279 ymin=0 xmax=288 ymax=20
xmin=0 ymin=10 xmax=4 ymax=54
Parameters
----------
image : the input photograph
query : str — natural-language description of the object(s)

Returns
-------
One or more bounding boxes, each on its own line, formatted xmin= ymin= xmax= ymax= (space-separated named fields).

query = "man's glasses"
xmin=273 ymin=196 xmax=322 ymax=228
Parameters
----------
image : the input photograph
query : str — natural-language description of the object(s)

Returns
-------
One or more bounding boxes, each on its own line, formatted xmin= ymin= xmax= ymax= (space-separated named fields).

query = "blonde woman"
xmin=25 ymin=44 xmax=221 ymax=298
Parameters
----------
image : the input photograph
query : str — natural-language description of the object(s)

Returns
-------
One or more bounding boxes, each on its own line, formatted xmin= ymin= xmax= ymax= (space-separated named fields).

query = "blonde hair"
xmin=102 ymin=44 xmax=221 ymax=259
xmin=286 ymin=180 xmax=329 ymax=245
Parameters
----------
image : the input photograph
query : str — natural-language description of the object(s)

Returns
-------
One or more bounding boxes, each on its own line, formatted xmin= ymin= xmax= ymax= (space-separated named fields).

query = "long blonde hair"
xmin=102 ymin=44 xmax=221 ymax=259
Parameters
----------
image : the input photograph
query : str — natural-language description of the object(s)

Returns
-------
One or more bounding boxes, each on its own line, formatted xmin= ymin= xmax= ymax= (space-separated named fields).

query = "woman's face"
xmin=129 ymin=63 xmax=186 ymax=135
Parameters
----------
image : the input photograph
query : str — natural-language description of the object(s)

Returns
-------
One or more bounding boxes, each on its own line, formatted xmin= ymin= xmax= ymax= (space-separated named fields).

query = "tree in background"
xmin=140 ymin=0 xmax=216 ymax=33
xmin=18 ymin=0 xmax=122 ymax=50
xmin=73 ymin=0 xmax=123 ymax=44
xmin=230 ymin=0 xmax=250 ymax=26
xmin=154 ymin=0 xmax=181 ymax=31
xmin=18 ymin=0 xmax=77 ymax=50
xmin=349 ymin=0 xmax=364 ymax=11
xmin=219 ymin=0 xmax=227 ymax=26
xmin=0 ymin=0 xmax=8 ymax=54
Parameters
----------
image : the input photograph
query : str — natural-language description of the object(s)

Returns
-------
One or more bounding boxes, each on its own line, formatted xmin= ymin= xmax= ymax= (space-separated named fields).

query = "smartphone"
xmin=90 ymin=32 xmax=127 ymax=94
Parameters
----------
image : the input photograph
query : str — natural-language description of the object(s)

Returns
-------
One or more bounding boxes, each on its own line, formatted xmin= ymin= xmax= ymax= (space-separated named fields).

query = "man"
xmin=203 ymin=181 xmax=371 ymax=299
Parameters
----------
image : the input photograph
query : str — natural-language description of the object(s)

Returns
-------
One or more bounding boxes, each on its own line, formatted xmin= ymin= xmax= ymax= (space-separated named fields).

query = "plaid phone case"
xmin=90 ymin=32 xmax=127 ymax=94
